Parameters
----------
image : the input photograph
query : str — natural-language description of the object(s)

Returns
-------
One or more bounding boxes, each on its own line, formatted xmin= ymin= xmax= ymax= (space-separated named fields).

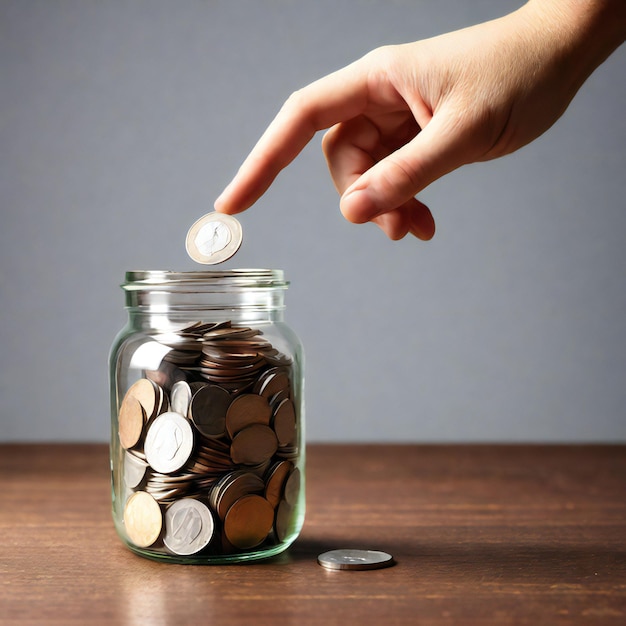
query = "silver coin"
xmin=163 ymin=498 xmax=215 ymax=555
xmin=170 ymin=380 xmax=192 ymax=417
xmin=123 ymin=451 xmax=149 ymax=489
xmin=185 ymin=212 xmax=243 ymax=265
xmin=144 ymin=411 xmax=194 ymax=474
xmin=317 ymin=549 xmax=395 ymax=571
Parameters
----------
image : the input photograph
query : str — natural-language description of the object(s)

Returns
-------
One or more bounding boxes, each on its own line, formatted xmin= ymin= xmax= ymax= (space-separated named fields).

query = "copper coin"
xmin=269 ymin=388 xmax=290 ymax=409
xmin=118 ymin=395 xmax=146 ymax=450
xmin=264 ymin=460 xmax=293 ymax=509
xmin=189 ymin=381 xmax=208 ymax=394
xmin=180 ymin=320 xmax=228 ymax=334
xmin=225 ymin=394 xmax=272 ymax=438
xmin=202 ymin=326 xmax=257 ymax=340
xmin=127 ymin=378 xmax=162 ymax=421
xmin=272 ymin=398 xmax=297 ymax=447
xmin=283 ymin=467 xmax=301 ymax=507
xmin=212 ymin=471 xmax=265 ymax=520
xmin=214 ymin=338 xmax=271 ymax=349
xmin=275 ymin=443 xmax=299 ymax=460
xmin=243 ymin=458 xmax=273 ymax=478
xmin=219 ymin=526 xmax=238 ymax=555
xmin=124 ymin=491 xmax=163 ymax=548
xmin=223 ymin=494 xmax=274 ymax=549
xmin=264 ymin=350 xmax=293 ymax=367
xmin=275 ymin=499 xmax=295 ymax=543
xmin=202 ymin=346 xmax=259 ymax=360
xmin=256 ymin=368 xmax=291 ymax=399
xmin=189 ymin=384 xmax=231 ymax=438
xmin=230 ymin=424 xmax=278 ymax=465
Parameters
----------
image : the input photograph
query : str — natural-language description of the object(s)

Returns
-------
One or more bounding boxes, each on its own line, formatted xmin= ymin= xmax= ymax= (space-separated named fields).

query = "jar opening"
xmin=121 ymin=269 xmax=289 ymax=317
xmin=122 ymin=269 xmax=288 ymax=291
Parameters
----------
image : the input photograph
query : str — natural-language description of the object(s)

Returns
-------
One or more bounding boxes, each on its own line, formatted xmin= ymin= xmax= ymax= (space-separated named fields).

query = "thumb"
xmin=339 ymin=112 xmax=469 ymax=224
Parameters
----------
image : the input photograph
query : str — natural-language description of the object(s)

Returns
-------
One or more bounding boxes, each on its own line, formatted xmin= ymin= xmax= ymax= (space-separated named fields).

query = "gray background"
xmin=1 ymin=0 xmax=624 ymax=443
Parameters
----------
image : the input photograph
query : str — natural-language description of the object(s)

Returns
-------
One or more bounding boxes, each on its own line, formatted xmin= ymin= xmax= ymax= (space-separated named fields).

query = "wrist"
xmin=519 ymin=0 xmax=625 ymax=91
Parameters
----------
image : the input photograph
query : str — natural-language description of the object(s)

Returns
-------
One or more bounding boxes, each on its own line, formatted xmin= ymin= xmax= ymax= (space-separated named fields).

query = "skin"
xmin=214 ymin=0 xmax=625 ymax=240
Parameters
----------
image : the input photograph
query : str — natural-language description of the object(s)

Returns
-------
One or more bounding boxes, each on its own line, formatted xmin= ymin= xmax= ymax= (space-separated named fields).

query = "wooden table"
xmin=1 ymin=444 xmax=625 ymax=625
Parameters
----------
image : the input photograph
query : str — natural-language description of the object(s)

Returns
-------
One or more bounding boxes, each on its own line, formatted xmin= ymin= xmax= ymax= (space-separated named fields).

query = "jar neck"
xmin=122 ymin=270 xmax=288 ymax=329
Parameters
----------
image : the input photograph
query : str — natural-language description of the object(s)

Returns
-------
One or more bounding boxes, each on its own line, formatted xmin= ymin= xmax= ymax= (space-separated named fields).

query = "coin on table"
xmin=144 ymin=411 xmax=194 ymax=474
xmin=163 ymin=498 xmax=215 ymax=555
xmin=185 ymin=212 xmax=243 ymax=265
xmin=317 ymin=549 xmax=395 ymax=571
xmin=124 ymin=491 xmax=163 ymax=548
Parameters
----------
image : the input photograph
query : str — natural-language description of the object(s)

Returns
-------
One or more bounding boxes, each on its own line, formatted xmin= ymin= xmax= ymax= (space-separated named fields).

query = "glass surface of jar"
xmin=109 ymin=270 xmax=304 ymax=564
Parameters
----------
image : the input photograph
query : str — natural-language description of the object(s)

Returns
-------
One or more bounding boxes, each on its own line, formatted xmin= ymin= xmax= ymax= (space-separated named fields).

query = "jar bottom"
xmin=121 ymin=535 xmax=300 ymax=565
xmin=114 ymin=500 xmax=305 ymax=564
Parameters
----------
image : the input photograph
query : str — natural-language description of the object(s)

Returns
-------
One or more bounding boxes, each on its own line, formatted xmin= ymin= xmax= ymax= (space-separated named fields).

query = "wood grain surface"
xmin=1 ymin=444 xmax=625 ymax=625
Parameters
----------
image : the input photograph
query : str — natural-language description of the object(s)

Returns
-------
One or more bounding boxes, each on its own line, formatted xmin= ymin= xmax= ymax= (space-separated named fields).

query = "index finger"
xmin=214 ymin=61 xmax=369 ymax=215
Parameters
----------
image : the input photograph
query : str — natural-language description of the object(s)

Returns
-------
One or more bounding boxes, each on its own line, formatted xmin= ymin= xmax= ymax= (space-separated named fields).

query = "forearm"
xmin=522 ymin=0 xmax=626 ymax=87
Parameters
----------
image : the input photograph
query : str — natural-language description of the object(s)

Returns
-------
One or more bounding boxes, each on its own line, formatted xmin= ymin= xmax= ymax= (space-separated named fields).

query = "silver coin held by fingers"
xmin=186 ymin=212 xmax=243 ymax=264
xmin=317 ymin=549 xmax=395 ymax=571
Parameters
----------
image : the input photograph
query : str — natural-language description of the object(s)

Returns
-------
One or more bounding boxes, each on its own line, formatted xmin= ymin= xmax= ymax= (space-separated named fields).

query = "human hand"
xmin=214 ymin=0 xmax=625 ymax=240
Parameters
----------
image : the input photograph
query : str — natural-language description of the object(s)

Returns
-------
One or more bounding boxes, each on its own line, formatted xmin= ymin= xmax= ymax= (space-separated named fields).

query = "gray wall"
xmin=1 ymin=0 xmax=625 ymax=443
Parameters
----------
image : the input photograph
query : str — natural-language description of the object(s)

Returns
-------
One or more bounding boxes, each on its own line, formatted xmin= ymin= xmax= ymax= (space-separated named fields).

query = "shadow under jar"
xmin=109 ymin=270 xmax=305 ymax=563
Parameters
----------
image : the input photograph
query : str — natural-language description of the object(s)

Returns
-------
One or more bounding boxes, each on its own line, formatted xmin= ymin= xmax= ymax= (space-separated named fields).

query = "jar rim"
xmin=122 ymin=269 xmax=288 ymax=291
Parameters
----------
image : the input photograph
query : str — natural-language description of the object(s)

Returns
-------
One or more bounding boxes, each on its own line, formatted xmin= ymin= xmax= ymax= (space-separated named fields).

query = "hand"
xmin=214 ymin=0 xmax=625 ymax=240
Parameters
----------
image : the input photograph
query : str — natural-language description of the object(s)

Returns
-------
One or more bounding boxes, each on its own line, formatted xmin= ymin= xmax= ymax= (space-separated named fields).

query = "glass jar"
xmin=109 ymin=270 xmax=304 ymax=563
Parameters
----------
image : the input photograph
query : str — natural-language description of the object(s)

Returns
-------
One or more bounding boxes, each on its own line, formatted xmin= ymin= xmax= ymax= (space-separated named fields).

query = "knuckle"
xmin=383 ymin=155 xmax=423 ymax=200
xmin=283 ymin=88 xmax=307 ymax=110
xmin=280 ymin=87 xmax=321 ymax=135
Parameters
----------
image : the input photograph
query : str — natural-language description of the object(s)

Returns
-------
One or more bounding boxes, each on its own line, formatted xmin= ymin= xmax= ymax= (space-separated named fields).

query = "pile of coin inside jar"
xmin=117 ymin=320 xmax=301 ymax=557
